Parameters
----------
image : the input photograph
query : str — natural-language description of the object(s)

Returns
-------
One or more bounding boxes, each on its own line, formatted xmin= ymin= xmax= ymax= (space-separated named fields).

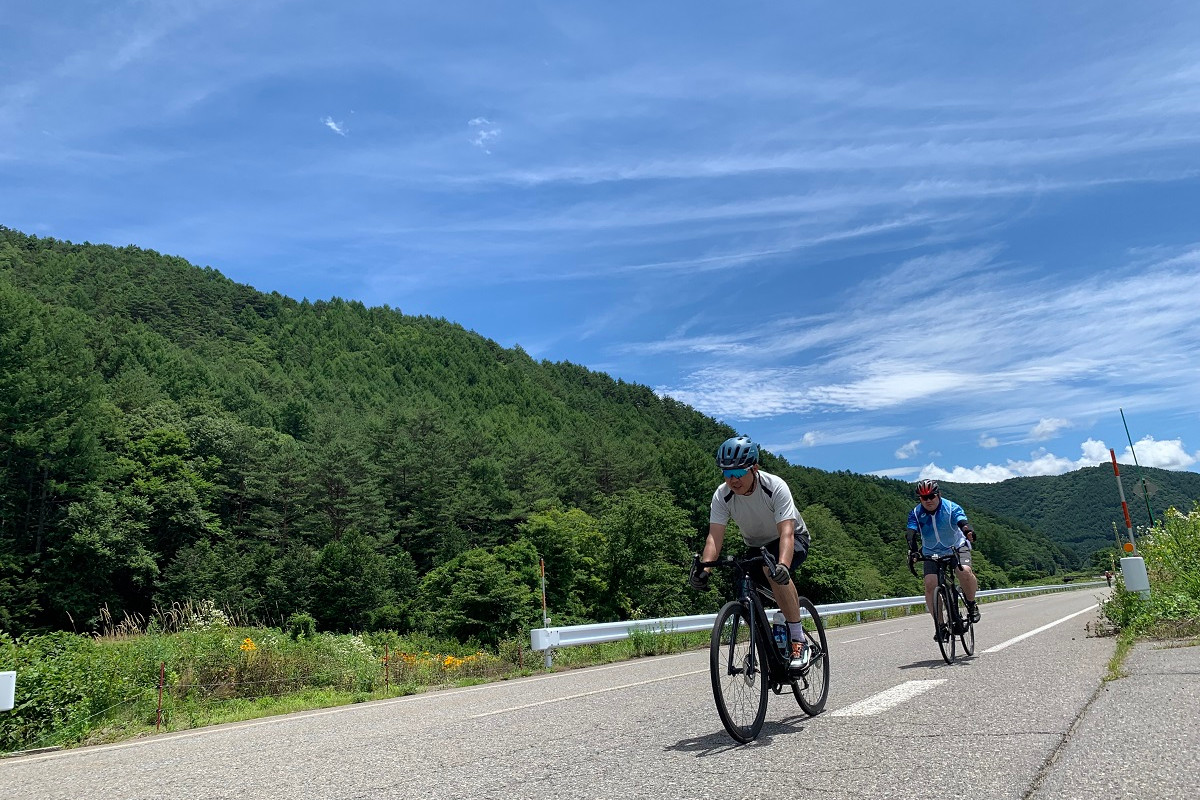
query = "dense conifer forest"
xmin=1 ymin=226 xmax=1079 ymax=644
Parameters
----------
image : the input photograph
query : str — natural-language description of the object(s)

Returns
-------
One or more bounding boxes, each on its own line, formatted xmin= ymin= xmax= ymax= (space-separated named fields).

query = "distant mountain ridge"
xmin=940 ymin=464 xmax=1200 ymax=560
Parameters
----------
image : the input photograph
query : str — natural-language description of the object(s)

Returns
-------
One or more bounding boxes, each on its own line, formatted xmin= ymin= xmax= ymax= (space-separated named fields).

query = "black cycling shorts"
xmin=742 ymin=533 xmax=810 ymax=590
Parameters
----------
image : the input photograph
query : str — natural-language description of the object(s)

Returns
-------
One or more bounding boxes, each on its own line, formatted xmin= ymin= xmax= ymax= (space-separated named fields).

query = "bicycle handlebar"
xmin=695 ymin=546 xmax=778 ymax=573
xmin=908 ymin=547 xmax=969 ymax=577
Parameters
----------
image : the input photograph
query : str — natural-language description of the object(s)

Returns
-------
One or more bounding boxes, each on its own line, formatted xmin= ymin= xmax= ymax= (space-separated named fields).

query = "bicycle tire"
xmin=934 ymin=585 xmax=954 ymax=664
xmin=954 ymin=588 xmax=975 ymax=656
xmin=791 ymin=596 xmax=830 ymax=716
xmin=710 ymin=600 xmax=767 ymax=742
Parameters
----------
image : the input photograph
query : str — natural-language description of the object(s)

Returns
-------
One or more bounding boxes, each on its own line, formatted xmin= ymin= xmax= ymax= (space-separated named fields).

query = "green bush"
xmin=1100 ymin=504 xmax=1200 ymax=635
xmin=286 ymin=612 xmax=317 ymax=641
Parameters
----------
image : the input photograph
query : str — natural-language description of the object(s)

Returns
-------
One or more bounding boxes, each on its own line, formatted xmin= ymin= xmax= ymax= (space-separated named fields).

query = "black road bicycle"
xmin=910 ymin=547 xmax=975 ymax=664
xmin=696 ymin=548 xmax=829 ymax=743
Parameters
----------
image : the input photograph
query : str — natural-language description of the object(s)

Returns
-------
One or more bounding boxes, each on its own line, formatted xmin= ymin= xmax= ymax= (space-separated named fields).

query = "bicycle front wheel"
xmin=954 ymin=589 xmax=975 ymax=656
xmin=791 ymin=596 xmax=830 ymax=716
xmin=710 ymin=600 xmax=767 ymax=743
xmin=934 ymin=585 xmax=954 ymax=664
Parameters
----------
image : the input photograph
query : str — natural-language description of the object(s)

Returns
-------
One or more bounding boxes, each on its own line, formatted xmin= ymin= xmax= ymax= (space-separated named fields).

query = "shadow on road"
xmin=665 ymin=718 xmax=810 ymax=756
xmin=898 ymin=655 xmax=976 ymax=670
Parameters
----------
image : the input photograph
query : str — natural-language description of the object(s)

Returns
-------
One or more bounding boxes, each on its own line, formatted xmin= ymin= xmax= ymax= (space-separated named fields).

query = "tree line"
xmin=0 ymin=226 xmax=1076 ymax=645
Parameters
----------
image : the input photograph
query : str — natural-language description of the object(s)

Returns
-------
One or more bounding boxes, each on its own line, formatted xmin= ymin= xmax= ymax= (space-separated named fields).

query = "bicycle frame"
xmin=711 ymin=551 xmax=800 ymax=687
xmin=700 ymin=547 xmax=831 ymax=741
xmin=915 ymin=547 xmax=974 ymax=662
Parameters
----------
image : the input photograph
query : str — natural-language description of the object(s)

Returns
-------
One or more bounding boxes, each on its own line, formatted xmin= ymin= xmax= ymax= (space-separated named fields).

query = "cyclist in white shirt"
xmin=689 ymin=435 xmax=812 ymax=668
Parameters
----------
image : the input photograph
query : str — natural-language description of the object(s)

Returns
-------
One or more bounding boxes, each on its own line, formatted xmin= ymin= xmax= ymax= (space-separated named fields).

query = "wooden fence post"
xmin=156 ymin=662 xmax=165 ymax=732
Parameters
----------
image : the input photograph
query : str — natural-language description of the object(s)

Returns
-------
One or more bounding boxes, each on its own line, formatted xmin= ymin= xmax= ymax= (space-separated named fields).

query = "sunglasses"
xmin=919 ymin=492 xmax=939 ymax=501
xmin=722 ymin=468 xmax=751 ymax=479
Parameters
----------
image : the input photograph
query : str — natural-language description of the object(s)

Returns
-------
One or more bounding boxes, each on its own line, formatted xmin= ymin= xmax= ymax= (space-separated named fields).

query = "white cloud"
xmin=765 ymin=425 xmax=905 ymax=452
xmin=895 ymin=439 xmax=920 ymax=459
xmin=1030 ymin=417 xmax=1070 ymax=440
xmin=919 ymin=435 xmax=1199 ymax=483
xmin=868 ymin=466 xmax=921 ymax=478
xmin=1080 ymin=438 xmax=1112 ymax=464
xmin=656 ymin=246 xmax=1200 ymax=433
xmin=322 ymin=116 xmax=347 ymax=137
xmin=1121 ymin=436 xmax=1198 ymax=470
xmin=978 ymin=434 xmax=999 ymax=448
xmin=468 ymin=117 xmax=500 ymax=153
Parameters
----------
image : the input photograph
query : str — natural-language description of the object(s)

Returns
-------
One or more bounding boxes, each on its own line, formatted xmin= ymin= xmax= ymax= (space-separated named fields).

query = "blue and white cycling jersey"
xmin=907 ymin=498 xmax=969 ymax=556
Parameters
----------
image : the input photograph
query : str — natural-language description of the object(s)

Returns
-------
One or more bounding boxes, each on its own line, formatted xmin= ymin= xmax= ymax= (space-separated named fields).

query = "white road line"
xmin=982 ymin=604 xmax=1098 ymax=653
xmin=469 ymin=669 xmax=708 ymax=719
xmin=843 ymin=629 xmax=908 ymax=644
xmin=828 ymin=680 xmax=946 ymax=717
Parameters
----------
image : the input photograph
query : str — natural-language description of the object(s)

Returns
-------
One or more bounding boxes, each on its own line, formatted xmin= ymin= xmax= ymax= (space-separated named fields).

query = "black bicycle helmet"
xmin=916 ymin=479 xmax=939 ymax=496
xmin=716 ymin=435 xmax=759 ymax=469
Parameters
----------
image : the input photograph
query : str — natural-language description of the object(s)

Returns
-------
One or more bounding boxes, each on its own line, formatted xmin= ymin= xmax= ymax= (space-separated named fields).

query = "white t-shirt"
xmin=709 ymin=469 xmax=809 ymax=547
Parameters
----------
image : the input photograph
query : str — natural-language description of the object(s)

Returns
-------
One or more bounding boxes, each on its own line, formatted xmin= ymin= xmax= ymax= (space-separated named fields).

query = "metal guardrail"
xmin=530 ymin=581 xmax=1106 ymax=666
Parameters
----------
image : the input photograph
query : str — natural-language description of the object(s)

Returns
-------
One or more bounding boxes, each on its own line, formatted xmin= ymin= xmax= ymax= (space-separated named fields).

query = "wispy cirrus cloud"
xmin=1030 ymin=417 xmax=1071 ymax=441
xmin=322 ymin=116 xmax=348 ymax=137
xmin=468 ymin=117 xmax=500 ymax=153
xmin=654 ymin=245 xmax=1200 ymax=466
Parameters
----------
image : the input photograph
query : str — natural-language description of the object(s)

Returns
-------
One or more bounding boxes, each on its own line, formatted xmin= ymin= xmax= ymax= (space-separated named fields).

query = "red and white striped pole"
xmin=1109 ymin=449 xmax=1137 ymax=554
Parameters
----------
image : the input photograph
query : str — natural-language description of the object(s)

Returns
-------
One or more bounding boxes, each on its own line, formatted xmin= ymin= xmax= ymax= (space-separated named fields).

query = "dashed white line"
xmin=469 ymin=669 xmax=707 ymax=719
xmin=828 ymin=680 xmax=946 ymax=717
xmin=843 ymin=629 xmax=908 ymax=644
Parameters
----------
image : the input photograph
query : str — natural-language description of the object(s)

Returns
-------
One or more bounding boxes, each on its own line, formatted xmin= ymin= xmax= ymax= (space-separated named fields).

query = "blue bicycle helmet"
xmin=716 ymin=435 xmax=759 ymax=469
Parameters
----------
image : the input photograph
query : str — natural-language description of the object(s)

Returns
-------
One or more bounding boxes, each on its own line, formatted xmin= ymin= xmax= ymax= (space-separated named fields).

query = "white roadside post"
xmin=0 ymin=671 xmax=15 ymax=712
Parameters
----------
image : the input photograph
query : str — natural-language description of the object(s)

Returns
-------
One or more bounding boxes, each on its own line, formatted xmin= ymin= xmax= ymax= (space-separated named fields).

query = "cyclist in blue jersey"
xmin=906 ymin=479 xmax=980 ymax=641
xmin=689 ymin=435 xmax=813 ymax=668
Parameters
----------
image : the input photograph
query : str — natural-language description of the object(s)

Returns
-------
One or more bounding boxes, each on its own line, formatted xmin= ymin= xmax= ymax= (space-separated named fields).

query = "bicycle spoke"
xmin=710 ymin=601 xmax=767 ymax=742
xmin=792 ymin=597 xmax=829 ymax=715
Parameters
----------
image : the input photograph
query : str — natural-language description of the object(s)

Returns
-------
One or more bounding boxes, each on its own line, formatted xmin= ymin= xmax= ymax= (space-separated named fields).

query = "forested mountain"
xmin=1 ymin=226 xmax=1073 ymax=642
xmin=940 ymin=465 xmax=1200 ymax=564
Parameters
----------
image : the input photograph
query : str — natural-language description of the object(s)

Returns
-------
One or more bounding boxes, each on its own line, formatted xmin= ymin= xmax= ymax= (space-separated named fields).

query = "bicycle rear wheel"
xmin=934 ymin=585 xmax=954 ymax=664
xmin=791 ymin=596 xmax=830 ymax=716
xmin=710 ymin=600 xmax=767 ymax=743
xmin=954 ymin=589 xmax=975 ymax=656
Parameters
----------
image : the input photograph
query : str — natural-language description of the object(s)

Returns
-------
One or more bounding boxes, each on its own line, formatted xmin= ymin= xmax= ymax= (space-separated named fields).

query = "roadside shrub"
xmin=1100 ymin=504 xmax=1200 ymax=635
xmin=286 ymin=612 xmax=317 ymax=641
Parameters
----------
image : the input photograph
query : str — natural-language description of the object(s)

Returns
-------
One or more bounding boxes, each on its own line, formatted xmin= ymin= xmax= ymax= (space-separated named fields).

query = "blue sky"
xmin=4 ymin=1 xmax=1200 ymax=483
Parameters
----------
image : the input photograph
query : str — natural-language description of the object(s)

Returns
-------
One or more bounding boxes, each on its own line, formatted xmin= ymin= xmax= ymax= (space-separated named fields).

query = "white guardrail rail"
xmin=530 ymin=580 xmax=1106 ymax=666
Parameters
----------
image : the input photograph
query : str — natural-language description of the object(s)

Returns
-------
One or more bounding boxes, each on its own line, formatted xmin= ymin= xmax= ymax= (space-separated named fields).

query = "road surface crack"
xmin=1020 ymin=679 xmax=1107 ymax=799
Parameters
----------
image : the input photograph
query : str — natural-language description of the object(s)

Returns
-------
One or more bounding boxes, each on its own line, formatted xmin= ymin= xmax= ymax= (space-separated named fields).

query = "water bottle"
xmin=771 ymin=612 xmax=788 ymax=656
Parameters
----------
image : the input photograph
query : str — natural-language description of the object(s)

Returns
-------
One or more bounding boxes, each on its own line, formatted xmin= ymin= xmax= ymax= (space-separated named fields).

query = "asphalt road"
xmin=0 ymin=588 xmax=1128 ymax=800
